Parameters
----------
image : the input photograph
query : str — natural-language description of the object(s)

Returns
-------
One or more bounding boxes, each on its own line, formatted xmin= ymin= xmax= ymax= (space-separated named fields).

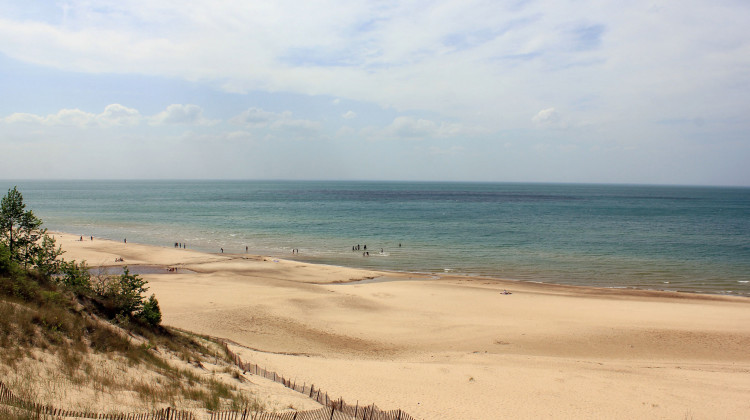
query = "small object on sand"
xmin=501 ymin=290 xmax=512 ymax=295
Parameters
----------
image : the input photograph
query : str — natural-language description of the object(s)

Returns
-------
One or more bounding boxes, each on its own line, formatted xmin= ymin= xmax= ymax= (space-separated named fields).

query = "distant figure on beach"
xmin=80 ymin=236 xmax=83 ymax=241
xmin=246 ymin=246 xmax=248 ymax=253
xmin=175 ymin=242 xmax=178 ymax=248
xmin=502 ymin=289 xmax=512 ymax=295
xmin=221 ymin=248 xmax=223 ymax=253
xmin=124 ymin=238 xmax=126 ymax=243
xmin=364 ymin=245 xmax=367 ymax=250
xmin=90 ymin=236 xmax=93 ymax=241
xmin=399 ymin=243 xmax=401 ymax=247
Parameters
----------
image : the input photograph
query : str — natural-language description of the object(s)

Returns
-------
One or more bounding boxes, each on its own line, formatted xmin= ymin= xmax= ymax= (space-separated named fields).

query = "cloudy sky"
xmin=1 ymin=1 xmax=748 ymax=185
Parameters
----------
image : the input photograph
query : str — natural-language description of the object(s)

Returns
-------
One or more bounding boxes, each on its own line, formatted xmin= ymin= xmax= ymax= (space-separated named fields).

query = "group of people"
xmin=174 ymin=242 xmax=187 ymax=249
xmin=353 ymin=243 xmax=400 ymax=257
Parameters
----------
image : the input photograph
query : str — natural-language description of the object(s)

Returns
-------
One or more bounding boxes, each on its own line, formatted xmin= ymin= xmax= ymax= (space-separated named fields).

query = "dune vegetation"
xmin=0 ymin=186 xmax=265 ymax=417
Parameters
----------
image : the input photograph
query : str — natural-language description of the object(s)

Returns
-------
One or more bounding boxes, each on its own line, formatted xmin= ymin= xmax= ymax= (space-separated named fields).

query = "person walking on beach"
xmin=221 ymin=248 xmax=223 ymax=253
xmin=124 ymin=238 xmax=126 ymax=243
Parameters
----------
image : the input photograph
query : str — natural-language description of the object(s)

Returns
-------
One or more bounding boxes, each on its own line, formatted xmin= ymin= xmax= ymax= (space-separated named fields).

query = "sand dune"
xmin=54 ymin=233 xmax=750 ymax=419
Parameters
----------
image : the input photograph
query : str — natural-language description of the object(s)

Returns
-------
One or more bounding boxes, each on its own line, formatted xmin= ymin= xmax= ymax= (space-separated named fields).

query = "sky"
xmin=0 ymin=1 xmax=749 ymax=186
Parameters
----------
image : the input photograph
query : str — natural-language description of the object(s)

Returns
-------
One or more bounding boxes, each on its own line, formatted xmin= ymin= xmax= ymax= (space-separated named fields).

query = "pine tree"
xmin=0 ymin=186 xmax=61 ymax=270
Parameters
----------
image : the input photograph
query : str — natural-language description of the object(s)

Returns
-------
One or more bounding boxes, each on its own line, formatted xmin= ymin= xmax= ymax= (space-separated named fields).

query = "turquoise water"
xmin=3 ymin=180 xmax=749 ymax=296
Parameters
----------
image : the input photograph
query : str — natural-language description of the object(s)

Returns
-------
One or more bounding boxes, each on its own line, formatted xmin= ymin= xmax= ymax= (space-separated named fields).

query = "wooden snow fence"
xmin=219 ymin=341 xmax=418 ymax=420
xmin=1 ymin=339 xmax=419 ymax=420
xmin=0 ymin=380 xmax=195 ymax=419
xmin=208 ymin=406 xmax=414 ymax=420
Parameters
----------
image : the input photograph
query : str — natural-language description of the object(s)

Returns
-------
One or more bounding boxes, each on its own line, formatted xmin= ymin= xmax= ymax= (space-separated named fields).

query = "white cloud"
xmin=0 ymin=0 xmax=748 ymax=136
xmin=342 ymin=110 xmax=357 ymax=119
xmin=230 ymin=108 xmax=282 ymax=128
xmin=0 ymin=1 xmax=749 ymax=184
xmin=230 ymin=107 xmax=321 ymax=133
xmin=45 ymin=108 xmax=97 ymax=127
xmin=532 ymin=107 xmax=561 ymax=127
xmin=149 ymin=104 xmax=216 ymax=126
xmin=3 ymin=104 xmax=140 ymax=128
xmin=4 ymin=113 xmax=45 ymax=125
xmin=98 ymin=104 xmax=141 ymax=126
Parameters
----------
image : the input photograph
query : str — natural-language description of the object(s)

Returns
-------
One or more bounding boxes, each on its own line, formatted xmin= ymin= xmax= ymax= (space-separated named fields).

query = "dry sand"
xmin=55 ymin=233 xmax=750 ymax=419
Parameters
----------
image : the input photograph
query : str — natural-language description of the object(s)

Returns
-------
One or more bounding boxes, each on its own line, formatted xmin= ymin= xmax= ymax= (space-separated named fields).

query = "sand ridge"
xmin=53 ymin=233 xmax=750 ymax=419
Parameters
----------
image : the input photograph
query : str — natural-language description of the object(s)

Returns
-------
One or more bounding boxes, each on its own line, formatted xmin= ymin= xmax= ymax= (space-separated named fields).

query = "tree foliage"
xmin=110 ymin=267 xmax=149 ymax=316
xmin=0 ymin=242 xmax=11 ymax=275
xmin=57 ymin=260 xmax=92 ymax=292
xmin=0 ymin=186 xmax=61 ymax=271
xmin=139 ymin=294 xmax=162 ymax=327
xmin=0 ymin=187 xmax=162 ymax=327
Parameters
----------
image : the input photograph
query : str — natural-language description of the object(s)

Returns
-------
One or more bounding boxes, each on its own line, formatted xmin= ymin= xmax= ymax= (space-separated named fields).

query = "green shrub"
xmin=57 ymin=260 xmax=92 ymax=293
xmin=138 ymin=294 xmax=162 ymax=327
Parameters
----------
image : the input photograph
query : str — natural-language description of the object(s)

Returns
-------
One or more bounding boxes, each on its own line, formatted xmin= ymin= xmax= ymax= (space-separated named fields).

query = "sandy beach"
xmin=54 ymin=233 xmax=750 ymax=419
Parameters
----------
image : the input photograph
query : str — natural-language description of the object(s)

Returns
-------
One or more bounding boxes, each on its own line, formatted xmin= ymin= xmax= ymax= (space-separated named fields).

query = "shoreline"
xmin=52 ymin=231 xmax=749 ymax=300
xmin=16 ymin=180 xmax=750 ymax=297
xmin=49 ymin=231 xmax=750 ymax=419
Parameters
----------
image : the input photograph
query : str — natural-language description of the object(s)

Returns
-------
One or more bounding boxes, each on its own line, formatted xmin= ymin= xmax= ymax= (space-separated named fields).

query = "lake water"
xmin=4 ymin=180 xmax=749 ymax=296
